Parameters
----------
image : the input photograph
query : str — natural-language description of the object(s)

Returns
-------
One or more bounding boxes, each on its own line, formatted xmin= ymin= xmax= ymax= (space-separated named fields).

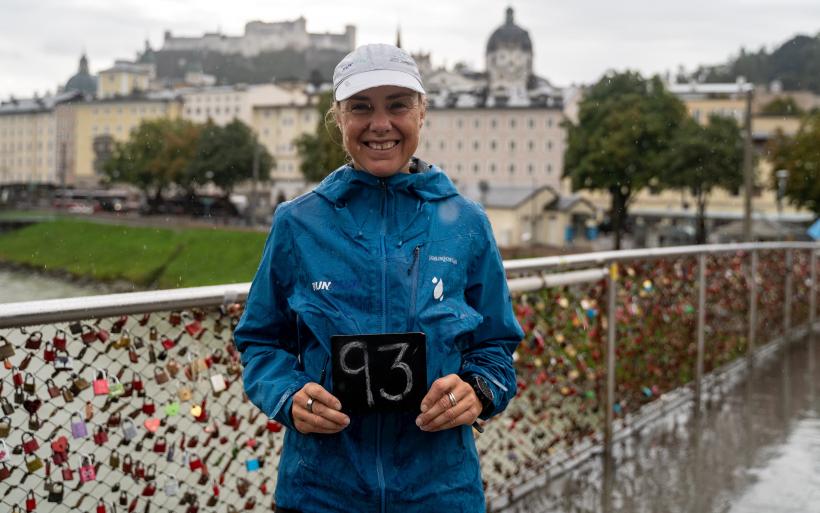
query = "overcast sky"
xmin=1 ymin=0 xmax=818 ymax=99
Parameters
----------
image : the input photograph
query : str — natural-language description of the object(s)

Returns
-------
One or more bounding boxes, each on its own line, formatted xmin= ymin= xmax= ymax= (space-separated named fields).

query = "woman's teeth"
xmin=367 ymin=141 xmax=398 ymax=150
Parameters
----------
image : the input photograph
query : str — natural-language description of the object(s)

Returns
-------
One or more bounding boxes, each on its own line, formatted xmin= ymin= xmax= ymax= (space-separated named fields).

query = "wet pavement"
xmin=502 ymin=331 xmax=820 ymax=513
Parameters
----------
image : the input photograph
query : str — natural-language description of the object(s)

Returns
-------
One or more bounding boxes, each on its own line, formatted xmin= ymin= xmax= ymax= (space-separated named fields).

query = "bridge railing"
xmin=0 ymin=242 xmax=816 ymax=512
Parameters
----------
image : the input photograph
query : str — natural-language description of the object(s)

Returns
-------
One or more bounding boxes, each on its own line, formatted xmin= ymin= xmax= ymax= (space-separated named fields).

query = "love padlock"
xmin=79 ymin=454 xmax=96 ymax=483
xmin=122 ymin=419 xmax=138 ymax=442
xmin=70 ymin=413 xmax=88 ymax=439
xmin=93 ymin=369 xmax=109 ymax=396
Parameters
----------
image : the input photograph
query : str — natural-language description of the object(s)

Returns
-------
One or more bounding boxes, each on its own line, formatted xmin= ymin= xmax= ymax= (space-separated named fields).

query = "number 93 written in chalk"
xmin=330 ymin=333 xmax=427 ymax=415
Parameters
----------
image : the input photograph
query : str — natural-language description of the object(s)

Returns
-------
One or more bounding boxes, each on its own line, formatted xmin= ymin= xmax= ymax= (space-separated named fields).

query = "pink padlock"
xmin=79 ymin=454 xmax=96 ymax=483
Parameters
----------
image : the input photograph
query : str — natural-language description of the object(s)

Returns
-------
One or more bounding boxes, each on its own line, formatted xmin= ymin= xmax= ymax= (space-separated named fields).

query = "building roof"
xmin=461 ymin=184 xmax=558 ymax=209
xmin=64 ymin=54 xmax=98 ymax=96
xmin=0 ymin=91 xmax=83 ymax=116
xmin=486 ymin=7 xmax=532 ymax=53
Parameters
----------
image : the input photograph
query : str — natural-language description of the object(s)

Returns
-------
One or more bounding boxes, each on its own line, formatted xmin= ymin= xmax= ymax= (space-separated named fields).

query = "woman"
xmin=234 ymin=43 xmax=524 ymax=513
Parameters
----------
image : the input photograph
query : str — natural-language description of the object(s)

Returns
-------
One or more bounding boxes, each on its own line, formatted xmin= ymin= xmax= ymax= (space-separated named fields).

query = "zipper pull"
xmin=407 ymin=245 xmax=421 ymax=275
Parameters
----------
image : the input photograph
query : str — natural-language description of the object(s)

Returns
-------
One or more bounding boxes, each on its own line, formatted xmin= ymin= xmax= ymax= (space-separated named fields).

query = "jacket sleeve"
xmin=461 ymin=210 xmax=525 ymax=419
xmin=234 ymin=207 xmax=310 ymax=431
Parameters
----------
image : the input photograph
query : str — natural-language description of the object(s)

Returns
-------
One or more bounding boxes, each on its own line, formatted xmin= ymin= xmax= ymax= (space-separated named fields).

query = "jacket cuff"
xmin=459 ymin=367 xmax=502 ymax=420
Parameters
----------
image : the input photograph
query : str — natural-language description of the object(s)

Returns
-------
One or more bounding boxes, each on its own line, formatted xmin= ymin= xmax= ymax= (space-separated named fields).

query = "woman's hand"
xmin=292 ymin=382 xmax=350 ymax=434
xmin=415 ymin=374 xmax=482 ymax=432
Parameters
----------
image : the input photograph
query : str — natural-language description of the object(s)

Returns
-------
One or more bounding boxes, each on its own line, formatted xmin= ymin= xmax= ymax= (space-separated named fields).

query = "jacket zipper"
xmin=377 ymin=179 xmax=387 ymax=513
xmin=406 ymin=244 xmax=422 ymax=332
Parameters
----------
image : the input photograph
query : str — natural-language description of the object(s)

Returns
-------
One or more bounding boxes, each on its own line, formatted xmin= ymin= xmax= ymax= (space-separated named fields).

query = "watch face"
xmin=475 ymin=376 xmax=493 ymax=402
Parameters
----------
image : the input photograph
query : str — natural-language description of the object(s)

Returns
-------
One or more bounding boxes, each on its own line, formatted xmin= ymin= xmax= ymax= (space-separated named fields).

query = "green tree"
xmin=295 ymin=91 xmax=348 ymax=182
xmin=564 ymin=71 xmax=687 ymax=248
xmin=760 ymin=96 xmax=804 ymax=116
xmin=768 ymin=112 xmax=820 ymax=214
xmin=188 ymin=120 xmax=273 ymax=197
xmin=662 ymin=115 xmax=745 ymax=244
xmin=102 ymin=118 xmax=201 ymax=205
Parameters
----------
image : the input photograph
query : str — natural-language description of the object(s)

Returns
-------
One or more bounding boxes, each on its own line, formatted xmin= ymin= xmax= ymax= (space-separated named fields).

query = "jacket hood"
xmin=314 ymin=163 xmax=459 ymax=205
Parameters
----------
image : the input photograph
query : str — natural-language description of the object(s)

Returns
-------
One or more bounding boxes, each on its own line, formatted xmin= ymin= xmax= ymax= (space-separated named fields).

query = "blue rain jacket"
xmin=234 ymin=163 xmax=524 ymax=513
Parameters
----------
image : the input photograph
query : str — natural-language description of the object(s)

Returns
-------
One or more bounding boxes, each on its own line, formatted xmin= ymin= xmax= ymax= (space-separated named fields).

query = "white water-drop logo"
xmin=432 ymin=277 xmax=444 ymax=301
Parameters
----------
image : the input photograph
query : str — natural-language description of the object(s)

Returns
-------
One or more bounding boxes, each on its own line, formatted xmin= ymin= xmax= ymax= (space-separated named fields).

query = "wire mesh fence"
xmin=0 ymin=245 xmax=816 ymax=512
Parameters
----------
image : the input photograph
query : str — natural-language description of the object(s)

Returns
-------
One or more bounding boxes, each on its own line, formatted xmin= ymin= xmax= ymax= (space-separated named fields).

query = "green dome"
xmin=65 ymin=54 xmax=98 ymax=96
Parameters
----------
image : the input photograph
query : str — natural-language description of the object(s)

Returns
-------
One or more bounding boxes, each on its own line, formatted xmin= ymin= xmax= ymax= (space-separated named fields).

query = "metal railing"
xmin=0 ymin=242 xmax=816 ymax=512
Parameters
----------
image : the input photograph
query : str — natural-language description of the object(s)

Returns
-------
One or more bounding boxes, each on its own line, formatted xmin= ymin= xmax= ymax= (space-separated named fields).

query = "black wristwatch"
xmin=465 ymin=374 xmax=494 ymax=417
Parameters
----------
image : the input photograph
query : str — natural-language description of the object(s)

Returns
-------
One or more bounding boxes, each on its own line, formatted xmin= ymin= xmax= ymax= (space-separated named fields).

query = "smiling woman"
xmin=234 ymin=43 xmax=523 ymax=513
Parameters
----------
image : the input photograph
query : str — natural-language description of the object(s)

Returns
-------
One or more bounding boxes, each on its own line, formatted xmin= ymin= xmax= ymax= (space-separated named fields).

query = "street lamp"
xmin=776 ymin=169 xmax=789 ymax=218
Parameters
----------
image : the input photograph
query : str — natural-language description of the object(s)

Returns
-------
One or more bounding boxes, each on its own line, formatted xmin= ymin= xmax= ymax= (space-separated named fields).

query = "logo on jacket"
xmin=312 ymin=281 xmax=332 ymax=291
xmin=432 ymin=277 xmax=444 ymax=301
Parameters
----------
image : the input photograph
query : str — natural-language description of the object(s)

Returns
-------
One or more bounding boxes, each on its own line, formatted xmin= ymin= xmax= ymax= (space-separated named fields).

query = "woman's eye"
xmin=349 ymin=102 xmax=372 ymax=113
xmin=389 ymin=101 xmax=411 ymax=114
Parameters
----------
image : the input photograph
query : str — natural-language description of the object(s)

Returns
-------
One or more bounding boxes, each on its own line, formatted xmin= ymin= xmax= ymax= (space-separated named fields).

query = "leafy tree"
xmin=188 ymin=120 xmax=273 ymax=197
xmin=295 ymin=91 xmax=348 ymax=182
xmin=760 ymin=96 xmax=804 ymax=116
xmin=768 ymin=112 xmax=820 ymax=214
xmin=102 ymin=118 xmax=201 ymax=205
xmin=564 ymin=71 xmax=687 ymax=248
xmin=662 ymin=115 xmax=745 ymax=243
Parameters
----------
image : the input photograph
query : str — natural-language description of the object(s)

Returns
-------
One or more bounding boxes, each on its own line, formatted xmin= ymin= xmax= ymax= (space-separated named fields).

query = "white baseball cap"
xmin=333 ymin=44 xmax=426 ymax=101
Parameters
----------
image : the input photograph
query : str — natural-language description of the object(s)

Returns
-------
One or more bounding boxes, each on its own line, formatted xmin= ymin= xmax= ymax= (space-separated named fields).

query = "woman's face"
xmin=335 ymin=86 xmax=426 ymax=177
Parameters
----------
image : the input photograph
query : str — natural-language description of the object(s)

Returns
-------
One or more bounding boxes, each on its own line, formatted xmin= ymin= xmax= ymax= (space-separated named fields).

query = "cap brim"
xmin=334 ymin=69 xmax=425 ymax=101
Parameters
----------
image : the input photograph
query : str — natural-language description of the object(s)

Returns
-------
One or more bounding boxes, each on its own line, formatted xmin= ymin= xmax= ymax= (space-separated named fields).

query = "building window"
xmin=439 ymin=141 xmax=445 ymax=150
xmin=547 ymin=118 xmax=553 ymax=128
xmin=510 ymin=119 xmax=516 ymax=128
xmin=547 ymin=164 xmax=553 ymax=174
xmin=528 ymin=164 xmax=534 ymax=174
xmin=509 ymin=164 xmax=515 ymax=174
xmin=490 ymin=119 xmax=497 ymax=128
xmin=509 ymin=140 xmax=516 ymax=151
xmin=456 ymin=118 xmax=463 ymax=128
xmin=490 ymin=163 xmax=496 ymax=173
xmin=456 ymin=163 xmax=462 ymax=172
xmin=473 ymin=163 xmax=480 ymax=174
xmin=547 ymin=140 xmax=553 ymax=151
xmin=424 ymin=141 xmax=431 ymax=150
xmin=528 ymin=140 xmax=534 ymax=151
xmin=473 ymin=119 xmax=480 ymax=128
xmin=528 ymin=118 xmax=535 ymax=129
xmin=490 ymin=140 xmax=497 ymax=150
xmin=473 ymin=141 xmax=479 ymax=150
xmin=456 ymin=141 xmax=462 ymax=151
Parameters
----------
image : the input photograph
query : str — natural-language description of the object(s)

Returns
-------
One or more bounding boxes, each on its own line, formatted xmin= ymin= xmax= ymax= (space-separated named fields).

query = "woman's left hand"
xmin=415 ymin=374 xmax=482 ymax=432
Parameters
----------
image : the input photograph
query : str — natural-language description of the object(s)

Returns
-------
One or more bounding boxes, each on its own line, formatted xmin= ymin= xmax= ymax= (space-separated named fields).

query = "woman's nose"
xmin=369 ymin=109 xmax=391 ymax=132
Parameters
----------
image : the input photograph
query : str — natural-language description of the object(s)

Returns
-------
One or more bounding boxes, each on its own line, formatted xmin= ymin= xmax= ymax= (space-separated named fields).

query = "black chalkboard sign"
xmin=331 ymin=332 xmax=427 ymax=415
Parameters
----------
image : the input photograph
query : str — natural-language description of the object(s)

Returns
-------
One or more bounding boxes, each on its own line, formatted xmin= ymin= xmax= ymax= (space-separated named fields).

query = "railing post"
xmin=695 ymin=253 xmax=707 ymax=411
xmin=784 ymin=249 xmax=793 ymax=339
xmin=605 ymin=262 xmax=618 ymax=458
xmin=748 ymin=250 xmax=758 ymax=361
xmin=811 ymin=249 xmax=817 ymax=332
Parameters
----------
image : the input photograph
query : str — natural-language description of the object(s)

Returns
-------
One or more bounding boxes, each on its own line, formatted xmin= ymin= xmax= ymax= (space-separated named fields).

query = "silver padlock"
xmin=121 ymin=419 xmax=137 ymax=441
xmin=164 ymin=475 xmax=179 ymax=496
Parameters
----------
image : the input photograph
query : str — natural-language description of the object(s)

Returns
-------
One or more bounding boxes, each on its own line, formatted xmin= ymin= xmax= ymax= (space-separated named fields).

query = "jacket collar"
xmin=314 ymin=160 xmax=459 ymax=205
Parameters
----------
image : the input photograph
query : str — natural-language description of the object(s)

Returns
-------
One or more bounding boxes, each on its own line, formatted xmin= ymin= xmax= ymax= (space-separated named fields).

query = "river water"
xmin=502 ymin=332 xmax=820 ymax=513
xmin=0 ymin=269 xmax=104 ymax=304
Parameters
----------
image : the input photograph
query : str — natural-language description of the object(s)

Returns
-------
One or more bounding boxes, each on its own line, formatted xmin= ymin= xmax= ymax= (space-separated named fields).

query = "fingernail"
xmin=415 ymin=417 xmax=422 ymax=427
xmin=343 ymin=417 xmax=350 ymax=425
xmin=335 ymin=402 xmax=342 ymax=410
xmin=421 ymin=404 xmax=428 ymax=412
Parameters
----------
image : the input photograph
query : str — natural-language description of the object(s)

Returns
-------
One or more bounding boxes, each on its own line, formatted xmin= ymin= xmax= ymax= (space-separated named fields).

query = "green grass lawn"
xmin=0 ymin=219 xmax=268 ymax=288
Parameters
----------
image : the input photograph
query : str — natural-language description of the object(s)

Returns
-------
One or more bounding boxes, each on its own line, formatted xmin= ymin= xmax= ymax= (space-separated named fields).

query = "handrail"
xmin=0 ymin=241 xmax=816 ymax=328
xmin=505 ymin=241 xmax=819 ymax=274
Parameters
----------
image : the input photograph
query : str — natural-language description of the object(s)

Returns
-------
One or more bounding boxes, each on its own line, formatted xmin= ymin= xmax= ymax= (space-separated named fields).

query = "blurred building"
xmin=162 ymin=18 xmax=355 ymax=56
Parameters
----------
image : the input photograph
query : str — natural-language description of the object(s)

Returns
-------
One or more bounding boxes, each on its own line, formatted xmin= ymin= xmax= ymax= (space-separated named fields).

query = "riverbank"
xmin=0 ymin=219 xmax=267 ymax=289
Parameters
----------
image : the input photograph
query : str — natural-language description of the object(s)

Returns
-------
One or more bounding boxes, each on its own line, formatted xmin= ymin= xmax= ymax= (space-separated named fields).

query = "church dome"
xmin=64 ymin=54 xmax=98 ymax=96
xmin=486 ymin=7 xmax=532 ymax=53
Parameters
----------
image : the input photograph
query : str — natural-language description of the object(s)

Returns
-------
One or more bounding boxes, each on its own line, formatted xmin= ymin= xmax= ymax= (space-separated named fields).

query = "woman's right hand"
xmin=292 ymin=382 xmax=351 ymax=434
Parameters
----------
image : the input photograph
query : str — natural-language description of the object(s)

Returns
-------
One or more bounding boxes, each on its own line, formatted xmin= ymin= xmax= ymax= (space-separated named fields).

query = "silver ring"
xmin=306 ymin=397 xmax=314 ymax=414
xmin=447 ymin=392 xmax=457 ymax=408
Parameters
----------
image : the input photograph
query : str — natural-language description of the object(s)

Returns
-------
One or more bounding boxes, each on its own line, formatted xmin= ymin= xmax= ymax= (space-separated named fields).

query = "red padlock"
xmin=189 ymin=454 xmax=203 ymax=471
xmin=52 ymin=330 xmax=67 ymax=351
xmin=22 ymin=432 xmax=39 ymax=454
xmin=96 ymin=329 xmax=110 ymax=343
xmin=62 ymin=464 xmax=74 ymax=481
xmin=12 ymin=367 xmax=23 ymax=387
xmin=266 ymin=420 xmax=282 ymax=433
xmin=26 ymin=490 xmax=36 ymax=511
xmin=132 ymin=372 xmax=144 ymax=393
xmin=135 ymin=461 xmax=146 ymax=479
xmin=96 ymin=500 xmax=107 ymax=513
xmin=43 ymin=342 xmax=56 ymax=363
